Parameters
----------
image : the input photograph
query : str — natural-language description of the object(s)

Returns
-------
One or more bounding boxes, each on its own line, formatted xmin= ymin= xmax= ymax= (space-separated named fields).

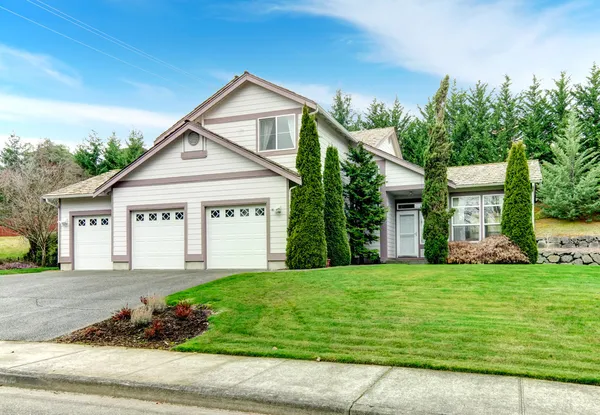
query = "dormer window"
xmin=258 ymin=114 xmax=295 ymax=151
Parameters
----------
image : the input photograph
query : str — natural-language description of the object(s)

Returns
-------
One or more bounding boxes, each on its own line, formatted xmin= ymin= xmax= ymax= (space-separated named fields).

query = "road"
xmin=0 ymin=387 xmax=261 ymax=415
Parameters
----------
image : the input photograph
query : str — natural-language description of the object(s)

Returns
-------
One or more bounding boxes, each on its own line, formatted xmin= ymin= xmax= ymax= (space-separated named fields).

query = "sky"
xmin=1 ymin=0 xmax=599 ymax=149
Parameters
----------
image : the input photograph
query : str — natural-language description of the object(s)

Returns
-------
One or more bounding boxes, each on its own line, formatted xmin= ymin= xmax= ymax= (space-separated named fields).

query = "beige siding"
xmin=386 ymin=193 xmax=396 ymax=259
xmin=204 ymin=83 xmax=301 ymax=119
xmin=205 ymin=120 xmax=256 ymax=151
xmin=268 ymin=153 xmax=297 ymax=172
xmin=385 ymin=162 xmax=424 ymax=187
xmin=59 ymin=197 xmax=111 ymax=258
xmin=378 ymin=137 xmax=395 ymax=156
xmin=112 ymin=176 xmax=288 ymax=257
xmin=125 ymin=137 xmax=262 ymax=181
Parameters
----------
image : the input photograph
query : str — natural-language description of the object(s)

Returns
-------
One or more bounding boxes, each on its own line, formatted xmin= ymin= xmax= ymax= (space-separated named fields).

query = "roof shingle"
xmin=349 ymin=127 xmax=395 ymax=147
xmin=44 ymin=170 xmax=120 ymax=197
xmin=447 ymin=160 xmax=542 ymax=187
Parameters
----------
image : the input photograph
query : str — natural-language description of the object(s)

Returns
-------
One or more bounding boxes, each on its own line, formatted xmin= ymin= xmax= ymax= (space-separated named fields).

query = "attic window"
xmin=258 ymin=114 xmax=295 ymax=151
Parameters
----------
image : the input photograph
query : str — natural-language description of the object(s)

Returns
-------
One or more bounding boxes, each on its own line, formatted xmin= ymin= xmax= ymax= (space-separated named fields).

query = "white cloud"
xmin=0 ymin=93 xmax=178 ymax=130
xmin=0 ymin=44 xmax=81 ymax=87
xmin=121 ymin=79 xmax=175 ymax=100
xmin=278 ymin=0 xmax=600 ymax=89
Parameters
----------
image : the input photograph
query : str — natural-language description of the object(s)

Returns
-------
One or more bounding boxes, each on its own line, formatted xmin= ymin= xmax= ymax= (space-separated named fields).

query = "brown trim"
xmin=126 ymin=203 xmax=188 ymax=270
xmin=69 ymin=209 xmax=112 ymax=269
xmin=181 ymin=150 xmax=207 ymax=160
xmin=450 ymin=189 xmax=504 ymax=197
xmin=94 ymin=123 xmax=301 ymax=196
xmin=386 ymin=184 xmax=424 ymax=192
xmin=268 ymin=253 xmax=286 ymax=261
xmin=117 ymin=170 xmax=277 ymax=189
xmin=111 ymin=255 xmax=128 ymax=262
xmin=257 ymin=148 xmax=297 ymax=156
xmin=59 ymin=256 xmax=71 ymax=264
xmin=57 ymin=199 xmax=61 ymax=263
xmin=377 ymin=160 xmax=388 ymax=262
xmin=185 ymin=254 xmax=204 ymax=262
xmin=205 ymin=108 xmax=302 ymax=125
xmin=201 ymin=198 xmax=271 ymax=269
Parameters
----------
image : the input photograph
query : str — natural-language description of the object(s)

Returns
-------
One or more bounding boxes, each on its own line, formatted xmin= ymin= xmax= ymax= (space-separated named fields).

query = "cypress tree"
xmin=323 ymin=146 xmax=351 ymax=266
xmin=285 ymin=106 xmax=327 ymax=269
xmin=422 ymin=75 xmax=454 ymax=264
xmin=501 ymin=141 xmax=537 ymax=263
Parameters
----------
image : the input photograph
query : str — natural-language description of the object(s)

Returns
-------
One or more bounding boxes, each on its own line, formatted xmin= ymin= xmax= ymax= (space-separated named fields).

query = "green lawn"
xmin=167 ymin=264 xmax=600 ymax=385
xmin=0 ymin=236 xmax=29 ymax=260
xmin=0 ymin=267 xmax=57 ymax=275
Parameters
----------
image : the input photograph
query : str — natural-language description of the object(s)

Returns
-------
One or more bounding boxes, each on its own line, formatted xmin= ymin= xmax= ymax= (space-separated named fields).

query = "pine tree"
xmin=323 ymin=146 xmax=351 ymax=266
xmin=0 ymin=133 xmax=31 ymax=170
xmin=341 ymin=143 xmax=386 ymax=263
xmin=520 ymin=76 xmax=553 ymax=162
xmin=445 ymin=82 xmax=471 ymax=166
xmin=538 ymin=112 xmax=600 ymax=220
xmin=73 ymin=131 xmax=104 ymax=176
xmin=123 ymin=129 xmax=146 ymax=165
xmin=501 ymin=141 xmax=537 ymax=263
xmin=573 ymin=64 xmax=600 ymax=153
xmin=361 ymin=99 xmax=390 ymax=130
xmin=100 ymin=132 xmax=124 ymax=173
xmin=548 ymin=71 xmax=572 ymax=137
xmin=402 ymin=115 xmax=430 ymax=167
xmin=464 ymin=81 xmax=494 ymax=164
xmin=285 ymin=106 xmax=327 ymax=269
xmin=331 ymin=90 xmax=357 ymax=131
xmin=491 ymin=75 xmax=520 ymax=162
xmin=422 ymin=75 xmax=453 ymax=264
xmin=389 ymin=97 xmax=412 ymax=139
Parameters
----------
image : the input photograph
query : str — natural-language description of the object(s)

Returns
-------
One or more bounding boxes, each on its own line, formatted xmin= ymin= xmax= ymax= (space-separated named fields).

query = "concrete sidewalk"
xmin=1 ymin=342 xmax=598 ymax=415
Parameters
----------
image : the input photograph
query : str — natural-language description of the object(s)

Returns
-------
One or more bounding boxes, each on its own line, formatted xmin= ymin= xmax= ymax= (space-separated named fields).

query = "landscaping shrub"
xmin=501 ymin=141 xmax=538 ymax=263
xmin=144 ymin=319 xmax=164 ymax=340
xmin=175 ymin=300 xmax=193 ymax=319
xmin=448 ymin=235 xmax=529 ymax=264
xmin=112 ymin=306 xmax=132 ymax=321
xmin=24 ymin=232 xmax=57 ymax=267
xmin=140 ymin=294 xmax=166 ymax=313
xmin=131 ymin=306 xmax=152 ymax=326
xmin=323 ymin=146 xmax=351 ymax=266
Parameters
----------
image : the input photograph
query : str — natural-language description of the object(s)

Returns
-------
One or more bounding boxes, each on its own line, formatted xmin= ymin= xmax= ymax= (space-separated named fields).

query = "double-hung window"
xmin=483 ymin=195 xmax=503 ymax=237
xmin=451 ymin=196 xmax=480 ymax=242
xmin=258 ymin=114 xmax=295 ymax=151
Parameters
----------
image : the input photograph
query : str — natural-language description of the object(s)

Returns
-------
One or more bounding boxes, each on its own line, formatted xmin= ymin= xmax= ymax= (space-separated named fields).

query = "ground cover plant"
xmin=168 ymin=264 xmax=600 ymax=385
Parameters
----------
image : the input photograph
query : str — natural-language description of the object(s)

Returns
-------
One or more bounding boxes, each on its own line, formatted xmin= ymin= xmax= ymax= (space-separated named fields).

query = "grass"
xmin=534 ymin=205 xmax=600 ymax=237
xmin=0 ymin=267 xmax=57 ymax=275
xmin=0 ymin=236 xmax=29 ymax=260
xmin=167 ymin=264 xmax=600 ymax=385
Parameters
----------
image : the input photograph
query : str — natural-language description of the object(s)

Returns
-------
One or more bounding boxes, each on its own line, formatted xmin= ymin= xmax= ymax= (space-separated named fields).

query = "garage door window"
xmin=162 ymin=212 xmax=170 ymax=221
xmin=225 ymin=209 xmax=234 ymax=218
xmin=136 ymin=213 xmax=144 ymax=222
xmin=240 ymin=208 xmax=249 ymax=217
xmin=211 ymin=209 xmax=220 ymax=218
xmin=149 ymin=213 xmax=157 ymax=221
xmin=175 ymin=211 xmax=184 ymax=220
xmin=101 ymin=218 xmax=109 ymax=226
xmin=90 ymin=219 xmax=97 ymax=226
xmin=255 ymin=207 xmax=265 ymax=216
xmin=78 ymin=219 xmax=86 ymax=226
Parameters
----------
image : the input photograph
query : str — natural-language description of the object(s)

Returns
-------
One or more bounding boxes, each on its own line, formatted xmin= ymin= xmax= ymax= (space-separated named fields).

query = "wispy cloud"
xmin=275 ymin=0 xmax=600 ymax=89
xmin=0 ymin=44 xmax=81 ymax=87
xmin=121 ymin=79 xmax=174 ymax=100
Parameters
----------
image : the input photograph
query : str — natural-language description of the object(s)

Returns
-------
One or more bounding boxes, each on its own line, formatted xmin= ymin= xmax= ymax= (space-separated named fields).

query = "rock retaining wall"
xmin=537 ymin=236 xmax=600 ymax=249
xmin=538 ymin=251 xmax=600 ymax=265
xmin=537 ymin=236 xmax=600 ymax=265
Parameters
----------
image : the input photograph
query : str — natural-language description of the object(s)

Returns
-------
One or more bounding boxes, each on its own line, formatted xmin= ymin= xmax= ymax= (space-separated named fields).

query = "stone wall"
xmin=538 ymin=251 xmax=600 ymax=265
xmin=537 ymin=236 xmax=600 ymax=264
xmin=537 ymin=236 xmax=600 ymax=249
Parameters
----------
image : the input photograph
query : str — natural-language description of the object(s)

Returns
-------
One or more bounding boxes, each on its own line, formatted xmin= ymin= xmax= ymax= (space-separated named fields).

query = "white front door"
xmin=74 ymin=215 xmax=112 ymax=270
xmin=131 ymin=210 xmax=185 ymax=270
xmin=396 ymin=211 xmax=418 ymax=257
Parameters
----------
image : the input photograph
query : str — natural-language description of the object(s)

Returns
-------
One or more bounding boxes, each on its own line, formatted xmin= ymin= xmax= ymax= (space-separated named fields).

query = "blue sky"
xmin=1 ymin=0 xmax=599 ymax=149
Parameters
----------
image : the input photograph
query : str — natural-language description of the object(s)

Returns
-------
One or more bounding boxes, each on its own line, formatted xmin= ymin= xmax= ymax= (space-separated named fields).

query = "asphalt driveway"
xmin=0 ymin=269 xmax=238 ymax=341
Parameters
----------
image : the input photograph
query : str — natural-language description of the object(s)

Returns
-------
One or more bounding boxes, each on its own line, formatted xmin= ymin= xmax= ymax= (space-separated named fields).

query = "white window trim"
xmin=451 ymin=195 xmax=482 ymax=242
xmin=483 ymin=194 xmax=504 ymax=238
xmin=257 ymin=113 xmax=296 ymax=152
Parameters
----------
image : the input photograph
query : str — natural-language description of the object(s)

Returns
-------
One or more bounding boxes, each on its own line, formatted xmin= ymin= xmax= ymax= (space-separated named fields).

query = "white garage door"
xmin=132 ymin=210 xmax=185 ymax=270
xmin=206 ymin=205 xmax=267 ymax=269
xmin=74 ymin=215 xmax=112 ymax=270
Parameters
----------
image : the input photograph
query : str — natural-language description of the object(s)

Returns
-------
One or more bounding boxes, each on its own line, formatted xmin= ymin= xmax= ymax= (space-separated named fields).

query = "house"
xmin=43 ymin=72 xmax=542 ymax=271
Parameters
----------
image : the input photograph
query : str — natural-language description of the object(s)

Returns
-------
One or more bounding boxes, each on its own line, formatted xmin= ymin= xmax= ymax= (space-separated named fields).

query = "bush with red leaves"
xmin=174 ymin=301 xmax=193 ymax=319
xmin=448 ymin=235 xmax=529 ymax=264
xmin=144 ymin=319 xmax=164 ymax=339
xmin=112 ymin=306 xmax=132 ymax=321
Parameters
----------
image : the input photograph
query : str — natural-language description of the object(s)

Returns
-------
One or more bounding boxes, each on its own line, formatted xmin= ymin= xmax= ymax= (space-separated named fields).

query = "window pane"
xmin=276 ymin=115 xmax=294 ymax=149
xmin=484 ymin=195 xmax=503 ymax=206
xmin=259 ymin=118 xmax=276 ymax=150
xmin=453 ymin=206 xmax=480 ymax=225
xmin=484 ymin=206 xmax=502 ymax=224
xmin=452 ymin=196 xmax=479 ymax=207
xmin=485 ymin=224 xmax=502 ymax=237
xmin=454 ymin=225 xmax=480 ymax=241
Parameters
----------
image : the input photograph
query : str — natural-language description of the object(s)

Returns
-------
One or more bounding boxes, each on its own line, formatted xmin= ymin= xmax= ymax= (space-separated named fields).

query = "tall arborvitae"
xmin=491 ymin=75 xmax=520 ymax=161
xmin=520 ymin=76 xmax=553 ymax=162
xmin=285 ymin=106 xmax=327 ymax=269
xmin=501 ymin=141 xmax=537 ymax=263
xmin=323 ymin=146 xmax=351 ymax=266
xmin=573 ymin=64 xmax=600 ymax=153
xmin=422 ymin=75 xmax=453 ymax=264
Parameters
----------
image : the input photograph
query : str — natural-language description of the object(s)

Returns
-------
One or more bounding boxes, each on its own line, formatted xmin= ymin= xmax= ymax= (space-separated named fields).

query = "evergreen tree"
xmin=573 ymin=64 xmax=600 ymax=153
xmin=101 ymin=132 xmax=124 ymax=172
xmin=285 ymin=106 xmax=327 ymax=269
xmin=0 ymin=133 xmax=31 ymax=170
xmin=501 ymin=141 xmax=537 ymax=263
xmin=361 ymin=99 xmax=390 ymax=130
xmin=422 ymin=75 xmax=453 ymax=264
xmin=445 ymin=82 xmax=470 ymax=166
xmin=323 ymin=146 xmax=351 ymax=266
xmin=330 ymin=90 xmax=358 ymax=131
xmin=491 ymin=75 xmax=520 ymax=162
xmin=538 ymin=112 xmax=600 ymax=220
xmin=520 ymin=76 xmax=553 ymax=162
xmin=73 ymin=131 xmax=104 ymax=176
xmin=123 ymin=129 xmax=146 ymax=165
xmin=402 ymin=114 xmax=430 ymax=166
xmin=464 ymin=81 xmax=494 ymax=164
xmin=341 ymin=143 xmax=386 ymax=263
xmin=389 ymin=97 xmax=412 ymax=139
xmin=548 ymin=71 xmax=572 ymax=137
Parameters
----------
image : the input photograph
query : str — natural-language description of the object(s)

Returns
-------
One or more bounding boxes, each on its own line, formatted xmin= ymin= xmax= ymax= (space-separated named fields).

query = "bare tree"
xmin=0 ymin=144 xmax=83 ymax=266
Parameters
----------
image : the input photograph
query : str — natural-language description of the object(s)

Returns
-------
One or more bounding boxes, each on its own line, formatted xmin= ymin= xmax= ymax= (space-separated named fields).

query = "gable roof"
xmin=93 ymin=123 xmax=301 ymax=197
xmin=153 ymin=71 xmax=318 ymax=146
xmin=448 ymin=160 xmax=542 ymax=188
xmin=350 ymin=127 xmax=396 ymax=147
xmin=44 ymin=170 xmax=120 ymax=198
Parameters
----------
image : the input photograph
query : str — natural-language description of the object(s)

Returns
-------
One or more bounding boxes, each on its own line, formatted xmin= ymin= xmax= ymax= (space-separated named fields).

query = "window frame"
xmin=451 ymin=195 xmax=482 ymax=242
xmin=257 ymin=113 xmax=296 ymax=152
xmin=483 ymin=194 xmax=504 ymax=238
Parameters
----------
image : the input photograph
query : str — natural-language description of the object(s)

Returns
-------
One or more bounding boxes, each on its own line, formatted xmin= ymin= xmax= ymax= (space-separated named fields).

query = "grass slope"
xmin=0 ymin=267 xmax=57 ymax=275
xmin=0 ymin=236 xmax=29 ymax=260
xmin=168 ymin=264 xmax=600 ymax=385
xmin=536 ymin=217 xmax=600 ymax=237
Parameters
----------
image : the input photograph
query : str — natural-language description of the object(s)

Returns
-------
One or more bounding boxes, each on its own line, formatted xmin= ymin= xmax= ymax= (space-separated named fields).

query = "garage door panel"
xmin=74 ymin=216 xmax=112 ymax=270
xmin=132 ymin=210 xmax=184 ymax=270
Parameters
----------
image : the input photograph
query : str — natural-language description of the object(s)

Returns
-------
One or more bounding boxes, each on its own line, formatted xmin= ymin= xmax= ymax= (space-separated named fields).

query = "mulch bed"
xmin=56 ymin=306 xmax=210 ymax=350
xmin=0 ymin=261 xmax=38 ymax=270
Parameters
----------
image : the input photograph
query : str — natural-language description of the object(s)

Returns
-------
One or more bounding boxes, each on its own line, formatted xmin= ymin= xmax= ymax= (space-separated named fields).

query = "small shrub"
xmin=112 ymin=306 xmax=132 ymax=321
xmin=174 ymin=300 xmax=193 ymax=320
xmin=144 ymin=319 xmax=164 ymax=339
xmin=131 ymin=306 xmax=153 ymax=326
xmin=146 ymin=295 xmax=166 ymax=313
xmin=139 ymin=295 xmax=148 ymax=305
xmin=448 ymin=235 xmax=529 ymax=264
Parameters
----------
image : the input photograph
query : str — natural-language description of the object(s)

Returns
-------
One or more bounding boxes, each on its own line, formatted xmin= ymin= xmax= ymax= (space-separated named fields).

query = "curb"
xmin=0 ymin=369 xmax=350 ymax=415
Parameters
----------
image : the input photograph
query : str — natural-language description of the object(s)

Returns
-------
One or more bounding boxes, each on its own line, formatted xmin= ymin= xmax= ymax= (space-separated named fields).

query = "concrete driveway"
xmin=0 ymin=269 xmax=238 ymax=341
